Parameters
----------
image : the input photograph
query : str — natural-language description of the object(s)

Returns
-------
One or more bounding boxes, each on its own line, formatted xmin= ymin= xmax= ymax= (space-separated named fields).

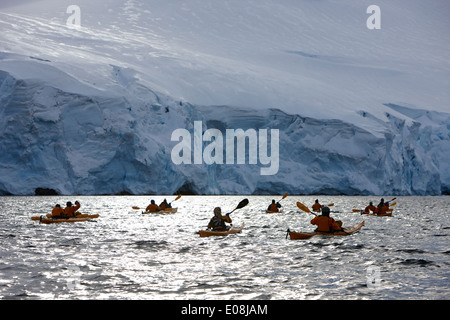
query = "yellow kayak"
xmin=198 ymin=223 xmax=245 ymax=237
xmin=34 ymin=217 xmax=91 ymax=224
xmin=142 ymin=208 xmax=178 ymax=214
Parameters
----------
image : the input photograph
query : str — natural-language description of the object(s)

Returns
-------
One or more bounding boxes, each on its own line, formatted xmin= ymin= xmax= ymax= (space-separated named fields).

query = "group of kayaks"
xmin=30 ymin=194 xmax=396 ymax=240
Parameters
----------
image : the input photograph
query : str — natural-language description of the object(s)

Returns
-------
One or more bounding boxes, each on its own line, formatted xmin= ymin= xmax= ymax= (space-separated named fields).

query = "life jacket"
xmin=364 ymin=205 xmax=376 ymax=213
xmin=311 ymin=215 xmax=341 ymax=233
xmin=146 ymin=204 xmax=160 ymax=212
xmin=375 ymin=203 xmax=388 ymax=214
xmin=312 ymin=203 xmax=322 ymax=212
xmin=52 ymin=206 xmax=64 ymax=217
xmin=268 ymin=203 xmax=278 ymax=212
xmin=209 ymin=215 xmax=232 ymax=231
xmin=210 ymin=216 xmax=227 ymax=231
xmin=64 ymin=202 xmax=80 ymax=217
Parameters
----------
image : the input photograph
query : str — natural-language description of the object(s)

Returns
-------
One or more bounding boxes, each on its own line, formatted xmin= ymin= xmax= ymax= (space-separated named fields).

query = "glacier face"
xmin=0 ymin=62 xmax=448 ymax=196
xmin=0 ymin=0 xmax=449 ymax=195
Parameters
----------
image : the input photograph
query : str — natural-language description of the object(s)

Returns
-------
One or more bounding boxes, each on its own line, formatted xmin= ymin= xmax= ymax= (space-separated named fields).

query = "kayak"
xmin=266 ymin=209 xmax=283 ymax=213
xmin=31 ymin=213 xmax=99 ymax=221
xmin=142 ymin=208 xmax=178 ymax=214
xmin=288 ymin=221 xmax=365 ymax=240
xmin=362 ymin=211 xmax=392 ymax=217
xmin=198 ymin=223 xmax=245 ymax=237
xmin=36 ymin=217 xmax=91 ymax=224
xmin=44 ymin=213 xmax=99 ymax=219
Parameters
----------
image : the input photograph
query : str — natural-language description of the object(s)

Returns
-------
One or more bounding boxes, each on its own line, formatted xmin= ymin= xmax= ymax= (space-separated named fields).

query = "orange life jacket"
xmin=375 ymin=203 xmax=389 ymax=214
xmin=268 ymin=203 xmax=278 ymax=212
xmin=364 ymin=205 xmax=376 ymax=213
xmin=52 ymin=206 xmax=64 ymax=217
xmin=311 ymin=215 xmax=341 ymax=232
xmin=146 ymin=203 xmax=160 ymax=212
xmin=64 ymin=202 xmax=80 ymax=217
xmin=312 ymin=203 xmax=322 ymax=212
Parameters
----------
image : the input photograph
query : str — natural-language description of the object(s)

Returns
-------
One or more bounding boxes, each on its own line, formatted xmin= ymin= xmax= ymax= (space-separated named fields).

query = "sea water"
xmin=0 ymin=195 xmax=448 ymax=300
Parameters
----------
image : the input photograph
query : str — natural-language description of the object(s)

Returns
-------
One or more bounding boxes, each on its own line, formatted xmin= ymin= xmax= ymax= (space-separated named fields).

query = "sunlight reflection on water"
xmin=0 ymin=195 xmax=449 ymax=299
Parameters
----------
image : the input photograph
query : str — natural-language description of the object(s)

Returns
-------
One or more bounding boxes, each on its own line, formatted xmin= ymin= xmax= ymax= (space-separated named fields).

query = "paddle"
xmin=279 ymin=193 xmax=288 ymax=201
xmin=133 ymin=194 xmax=182 ymax=210
xmin=296 ymin=202 xmax=317 ymax=216
xmin=227 ymin=198 xmax=249 ymax=215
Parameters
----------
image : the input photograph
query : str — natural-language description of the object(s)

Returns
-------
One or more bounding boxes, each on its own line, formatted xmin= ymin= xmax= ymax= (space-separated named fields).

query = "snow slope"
xmin=0 ymin=0 xmax=449 ymax=195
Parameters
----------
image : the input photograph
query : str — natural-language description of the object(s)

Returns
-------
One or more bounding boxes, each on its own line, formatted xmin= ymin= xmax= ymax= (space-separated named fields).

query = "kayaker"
xmin=267 ymin=199 xmax=281 ymax=212
xmin=310 ymin=207 xmax=342 ymax=233
xmin=146 ymin=200 xmax=160 ymax=212
xmin=312 ymin=199 xmax=323 ymax=213
xmin=375 ymin=198 xmax=389 ymax=215
xmin=51 ymin=204 xmax=64 ymax=219
xmin=159 ymin=199 xmax=172 ymax=210
xmin=64 ymin=201 xmax=80 ymax=217
xmin=364 ymin=202 xmax=377 ymax=213
xmin=207 ymin=207 xmax=232 ymax=231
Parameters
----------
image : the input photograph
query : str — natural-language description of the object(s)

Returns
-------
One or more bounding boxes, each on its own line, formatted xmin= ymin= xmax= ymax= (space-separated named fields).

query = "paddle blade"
xmin=296 ymin=202 xmax=311 ymax=213
xmin=174 ymin=194 xmax=182 ymax=201
xmin=236 ymin=198 xmax=249 ymax=209
xmin=390 ymin=202 xmax=397 ymax=207
xmin=327 ymin=203 xmax=335 ymax=207
xmin=228 ymin=198 xmax=249 ymax=215
xmin=281 ymin=193 xmax=288 ymax=200
xmin=31 ymin=216 xmax=40 ymax=221
xmin=132 ymin=206 xmax=140 ymax=210
xmin=352 ymin=209 xmax=362 ymax=213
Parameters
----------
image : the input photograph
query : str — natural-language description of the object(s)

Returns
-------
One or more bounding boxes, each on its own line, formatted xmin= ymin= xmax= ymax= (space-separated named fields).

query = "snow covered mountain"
xmin=0 ymin=0 xmax=449 ymax=195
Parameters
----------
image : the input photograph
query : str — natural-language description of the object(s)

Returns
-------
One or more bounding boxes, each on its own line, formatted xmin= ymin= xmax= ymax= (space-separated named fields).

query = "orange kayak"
xmin=198 ymin=223 xmax=245 ymax=237
xmin=288 ymin=221 xmax=365 ymax=240
xmin=265 ymin=209 xmax=283 ymax=213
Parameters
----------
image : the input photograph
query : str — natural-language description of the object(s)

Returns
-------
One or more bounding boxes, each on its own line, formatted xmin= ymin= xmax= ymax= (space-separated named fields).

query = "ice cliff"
xmin=0 ymin=0 xmax=449 ymax=195
xmin=0 ymin=60 xmax=448 ymax=195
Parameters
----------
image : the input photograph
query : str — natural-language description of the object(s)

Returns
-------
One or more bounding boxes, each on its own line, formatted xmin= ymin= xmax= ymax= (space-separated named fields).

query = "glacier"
xmin=0 ymin=0 xmax=449 ymax=195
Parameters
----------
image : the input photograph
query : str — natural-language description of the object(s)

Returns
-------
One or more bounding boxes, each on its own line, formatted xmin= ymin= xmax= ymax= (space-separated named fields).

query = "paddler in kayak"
xmin=310 ymin=207 xmax=343 ymax=233
xmin=364 ymin=201 xmax=377 ymax=214
xmin=375 ymin=198 xmax=389 ymax=215
xmin=64 ymin=201 xmax=81 ymax=217
xmin=146 ymin=200 xmax=161 ymax=212
xmin=207 ymin=207 xmax=232 ymax=231
xmin=159 ymin=199 xmax=172 ymax=210
xmin=267 ymin=199 xmax=282 ymax=212
xmin=51 ymin=204 xmax=65 ymax=219
xmin=312 ymin=199 xmax=324 ymax=213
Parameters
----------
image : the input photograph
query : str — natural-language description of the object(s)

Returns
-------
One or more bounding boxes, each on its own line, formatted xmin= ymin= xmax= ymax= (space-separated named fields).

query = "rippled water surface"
xmin=0 ymin=195 xmax=449 ymax=300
